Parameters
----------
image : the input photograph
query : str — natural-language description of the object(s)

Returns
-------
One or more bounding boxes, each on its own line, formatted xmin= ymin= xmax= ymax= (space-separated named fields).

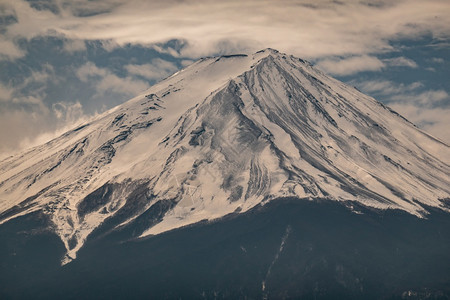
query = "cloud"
xmin=355 ymin=80 xmax=423 ymax=96
xmin=76 ymin=62 xmax=149 ymax=96
xmin=431 ymin=57 xmax=444 ymax=64
xmin=125 ymin=59 xmax=178 ymax=80
xmin=383 ymin=57 xmax=418 ymax=68
xmin=0 ymin=4 xmax=24 ymax=60
xmin=76 ymin=62 xmax=108 ymax=80
xmin=12 ymin=94 xmax=46 ymax=107
xmin=0 ymin=82 xmax=47 ymax=109
xmin=52 ymin=101 xmax=83 ymax=122
xmin=19 ymin=64 xmax=56 ymax=88
xmin=0 ymin=58 xmax=150 ymax=158
xmin=390 ymin=89 xmax=449 ymax=106
xmin=0 ymin=109 xmax=46 ymax=158
xmin=59 ymin=0 xmax=122 ymax=17
xmin=316 ymin=56 xmax=385 ymax=76
xmin=3 ymin=0 xmax=450 ymax=59
xmin=356 ymin=79 xmax=448 ymax=106
xmin=0 ymin=99 xmax=89 ymax=159
xmin=316 ymin=55 xmax=419 ymax=76
xmin=0 ymin=92 xmax=50 ymax=157
xmin=0 ymin=59 xmax=87 ymax=157
xmin=62 ymin=38 xmax=86 ymax=52
xmin=389 ymin=103 xmax=450 ymax=144
xmin=96 ymin=74 xmax=149 ymax=96
xmin=0 ymin=38 xmax=25 ymax=60
xmin=181 ymin=59 xmax=194 ymax=67
xmin=0 ymin=83 xmax=15 ymax=102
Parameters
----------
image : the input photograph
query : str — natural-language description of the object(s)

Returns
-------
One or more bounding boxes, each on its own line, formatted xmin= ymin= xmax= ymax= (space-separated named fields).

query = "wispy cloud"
xmin=316 ymin=56 xmax=385 ymax=76
xmin=52 ymin=101 xmax=84 ymax=122
xmin=0 ymin=97 xmax=90 ymax=158
xmin=383 ymin=57 xmax=418 ymax=68
xmin=19 ymin=64 xmax=56 ymax=87
xmin=62 ymin=39 xmax=86 ymax=52
xmin=430 ymin=57 xmax=444 ymax=64
xmin=0 ymin=82 xmax=47 ymax=110
xmin=181 ymin=59 xmax=195 ymax=67
xmin=0 ymin=38 xmax=25 ymax=60
xmin=355 ymin=80 xmax=423 ymax=96
xmin=76 ymin=62 xmax=149 ymax=96
xmin=316 ymin=55 xmax=418 ymax=76
xmin=0 ymin=83 xmax=15 ymax=102
xmin=356 ymin=79 xmax=448 ymax=106
xmin=76 ymin=62 xmax=108 ymax=80
xmin=3 ymin=0 xmax=450 ymax=58
xmin=390 ymin=90 xmax=448 ymax=106
xmin=0 ymin=62 xmax=86 ymax=156
xmin=125 ymin=59 xmax=178 ymax=80
xmin=389 ymin=103 xmax=450 ymax=144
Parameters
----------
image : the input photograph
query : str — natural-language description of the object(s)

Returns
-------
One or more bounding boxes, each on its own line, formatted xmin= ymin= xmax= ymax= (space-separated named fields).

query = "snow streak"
xmin=262 ymin=225 xmax=292 ymax=298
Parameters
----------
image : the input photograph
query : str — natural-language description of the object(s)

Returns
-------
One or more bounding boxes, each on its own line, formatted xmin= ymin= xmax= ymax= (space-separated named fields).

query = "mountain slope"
xmin=1 ymin=49 xmax=449 ymax=263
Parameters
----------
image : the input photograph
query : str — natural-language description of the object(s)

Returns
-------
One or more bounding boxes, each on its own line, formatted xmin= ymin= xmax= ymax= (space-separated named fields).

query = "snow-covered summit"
xmin=1 ymin=49 xmax=449 ymax=263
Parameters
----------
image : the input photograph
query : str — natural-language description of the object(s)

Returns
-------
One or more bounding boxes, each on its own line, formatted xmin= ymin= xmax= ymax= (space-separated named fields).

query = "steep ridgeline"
xmin=1 ymin=49 xmax=449 ymax=264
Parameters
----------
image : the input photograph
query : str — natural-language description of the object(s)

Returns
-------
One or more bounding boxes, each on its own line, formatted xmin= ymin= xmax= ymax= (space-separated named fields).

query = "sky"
xmin=0 ymin=0 xmax=449 ymax=158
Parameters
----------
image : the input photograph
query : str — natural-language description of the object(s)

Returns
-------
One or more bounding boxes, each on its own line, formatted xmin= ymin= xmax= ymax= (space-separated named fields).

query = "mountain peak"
xmin=255 ymin=47 xmax=280 ymax=54
xmin=1 ymin=50 xmax=449 ymax=263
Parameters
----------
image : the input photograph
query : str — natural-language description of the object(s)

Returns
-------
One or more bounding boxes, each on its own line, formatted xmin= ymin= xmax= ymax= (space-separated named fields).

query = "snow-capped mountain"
xmin=1 ymin=49 xmax=449 ymax=264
